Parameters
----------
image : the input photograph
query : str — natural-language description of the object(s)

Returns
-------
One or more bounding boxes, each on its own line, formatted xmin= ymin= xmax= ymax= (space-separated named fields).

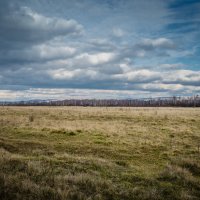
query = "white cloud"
xmin=75 ymin=52 xmax=116 ymax=65
xmin=0 ymin=88 xmax=172 ymax=101
xmin=49 ymin=69 xmax=78 ymax=80
xmin=114 ymin=69 xmax=160 ymax=82
xmin=119 ymin=63 xmax=131 ymax=73
xmin=1 ymin=85 xmax=200 ymax=101
xmin=48 ymin=68 xmax=98 ymax=80
xmin=140 ymin=83 xmax=184 ymax=91
xmin=34 ymin=44 xmax=76 ymax=59
xmin=112 ymin=27 xmax=125 ymax=37
xmin=164 ymin=70 xmax=200 ymax=85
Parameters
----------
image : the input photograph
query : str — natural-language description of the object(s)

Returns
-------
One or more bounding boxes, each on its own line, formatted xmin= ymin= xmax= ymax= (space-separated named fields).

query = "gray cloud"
xmin=138 ymin=38 xmax=176 ymax=50
xmin=0 ymin=4 xmax=83 ymax=47
xmin=0 ymin=43 xmax=77 ymax=66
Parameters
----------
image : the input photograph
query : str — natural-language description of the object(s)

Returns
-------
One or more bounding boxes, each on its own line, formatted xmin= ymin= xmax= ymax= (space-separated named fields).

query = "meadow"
xmin=0 ymin=106 xmax=200 ymax=200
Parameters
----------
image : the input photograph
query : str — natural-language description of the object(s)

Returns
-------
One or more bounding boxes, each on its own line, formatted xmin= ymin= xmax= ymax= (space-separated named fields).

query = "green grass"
xmin=0 ymin=106 xmax=200 ymax=199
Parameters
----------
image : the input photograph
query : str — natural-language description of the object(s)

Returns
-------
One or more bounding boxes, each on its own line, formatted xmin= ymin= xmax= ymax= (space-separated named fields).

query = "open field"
xmin=0 ymin=106 xmax=200 ymax=200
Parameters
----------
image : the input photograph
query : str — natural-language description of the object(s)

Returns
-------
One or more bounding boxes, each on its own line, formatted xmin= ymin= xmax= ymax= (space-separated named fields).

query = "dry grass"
xmin=0 ymin=106 xmax=200 ymax=199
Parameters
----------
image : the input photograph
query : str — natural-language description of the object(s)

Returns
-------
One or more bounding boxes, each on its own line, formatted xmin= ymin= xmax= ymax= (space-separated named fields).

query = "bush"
xmin=29 ymin=115 xmax=34 ymax=122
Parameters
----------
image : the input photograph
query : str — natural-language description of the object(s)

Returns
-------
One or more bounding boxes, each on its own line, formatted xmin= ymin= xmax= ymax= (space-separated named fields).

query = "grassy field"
xmin=0 ymin=106 xmax=200 ymax=200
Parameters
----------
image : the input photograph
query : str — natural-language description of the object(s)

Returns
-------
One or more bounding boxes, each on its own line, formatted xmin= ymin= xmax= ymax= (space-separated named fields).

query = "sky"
xmin=0 ymin=0 xmax=200 ymax=100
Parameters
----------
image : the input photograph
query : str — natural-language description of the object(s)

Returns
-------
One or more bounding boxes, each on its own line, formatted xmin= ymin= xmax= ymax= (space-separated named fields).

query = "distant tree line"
xmin=0 ymin=95 xmax=200 ymax=107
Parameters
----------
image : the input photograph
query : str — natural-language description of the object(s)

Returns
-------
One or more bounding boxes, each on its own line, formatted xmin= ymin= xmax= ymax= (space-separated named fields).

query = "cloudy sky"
xmin=0 ymin=0 xmax=200 ymax=100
